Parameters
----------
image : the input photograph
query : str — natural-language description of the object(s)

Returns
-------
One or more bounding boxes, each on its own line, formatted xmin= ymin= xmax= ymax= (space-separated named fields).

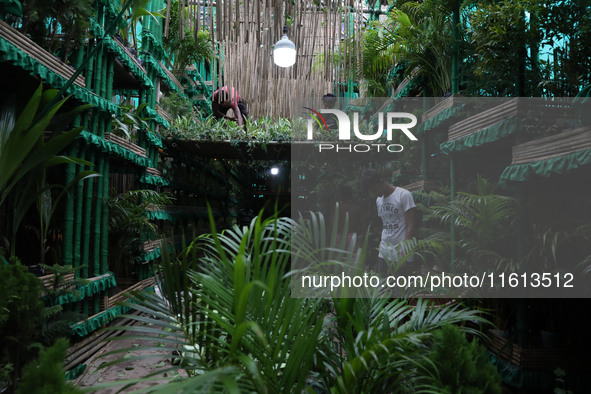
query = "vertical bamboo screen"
xmin=173 ymin=0 xmax=364 ymax=118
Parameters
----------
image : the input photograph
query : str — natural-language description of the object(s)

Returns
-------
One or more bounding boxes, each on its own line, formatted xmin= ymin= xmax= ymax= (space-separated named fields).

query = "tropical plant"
xmin=159 ymin=92 xmax=195 ymax=120
xmin=162 ymin=0 xmax=213 ymax=75
xmin=16 ymin=338 xmax=82 ymax=394
xmin=97 ymin=209 xmax=491 ymax=392
xmin=111 ymin=102 xmax=154 ymax=141
xmin=0 ymin=259 xmax=78 ymax=393
xmin=0 ymin=83 xmax=94 ymax=258
xmin=164 ymin=115 xmax=292 ymax=143
xmin=108 ymin=189 xmax=172 ymax=278
xmin=536 ymin=0 xmax=591 ymax=96
xmin=117 ymin=0 xmax=165 ymax=52
xmin=15 ymin=0 xmax=94 ymax=62
xmin=424 ymin=175 xmax=519 ymax=273
xmin=467 ymin=0 xmax=540 ymax=96
xmin=363 ymin=1 xmax=455 ymax=96
xmin=412 ymin=324 xmax=502 ymax=393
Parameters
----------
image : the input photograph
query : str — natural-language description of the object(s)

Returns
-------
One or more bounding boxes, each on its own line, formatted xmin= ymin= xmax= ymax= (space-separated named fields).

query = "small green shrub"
xmin=0 ymin=261 xmax=45 ymax=391
xmin=418 ymin=324 xmax=502 ymax=394
xmin=159 ymin=92 xmax=195 ymax=120
xmin=164 ymin=115 xmax=292 ymax=143
xmin=16 ymin=338 xmax=82 ymax=394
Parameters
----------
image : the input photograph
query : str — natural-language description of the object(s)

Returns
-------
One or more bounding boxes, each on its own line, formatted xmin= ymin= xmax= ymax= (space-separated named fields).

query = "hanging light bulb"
xmin=273 ymin=25 xmax=296 ymax=67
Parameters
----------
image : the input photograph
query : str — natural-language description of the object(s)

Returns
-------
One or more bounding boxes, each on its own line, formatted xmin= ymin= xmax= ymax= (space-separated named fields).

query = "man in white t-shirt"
xmin=361 ymin=169 xmax=417 ymax=274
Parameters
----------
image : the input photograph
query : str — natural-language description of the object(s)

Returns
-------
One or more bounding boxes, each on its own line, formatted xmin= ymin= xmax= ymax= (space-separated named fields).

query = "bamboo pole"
xmin=164 ymin=0 xmax=171 ymax=37
xmin=93 ymin=41 xmax=103 ymax=97
xmin=74 ymin=149 xmax=85 ymax=279
xmin=101 ymin=48 xmax=108 ymax=98
xmin=82 ymin=150 xmax=95 ymax=279
xmin=63 ymin=144 xmax=77 ymax=268
xmin=85 ymin=39 xmax=94 ymax=90
xmin=178 ymin=0 xmax=184 ymax=40
xmin=93 ymin=154 xmax=104 ymax=276
xmin=106 ymin=56 xmax=114 ymax=111
xmin=101 ymin=159 xmax=110 ymax=274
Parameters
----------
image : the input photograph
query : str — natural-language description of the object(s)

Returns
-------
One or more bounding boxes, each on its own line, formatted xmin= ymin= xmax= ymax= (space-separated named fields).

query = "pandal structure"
xmin=164 ymin=0 xmax=365 ymax=118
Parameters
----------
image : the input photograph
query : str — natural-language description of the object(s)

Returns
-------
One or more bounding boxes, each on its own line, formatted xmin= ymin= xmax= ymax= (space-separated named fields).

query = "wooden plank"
xmin=402 ymin=180 xmax=440 ymax=192
xmin=39 ymin=273 xmax=75 ymax=292
xmin=106 ymin=278 xmax=156 ymax=308
xmin=511 ymin=127 xmax=591 ymax=165
xmin=423 ymin=96 xmax=455 ymax=122
xmin=112 ymin=39 xmax=147 ymax=75
xmin=104 ymin=132 xmax=147 ymax=157
xmin=142 ymin=236 xmax=175 ymax=252
xmin=448 ymin=99 xmax=520 ymax=141
xmin=485 ymin=330 xmax=523 ymax=366
xmin=155 ymin=105 xmax=172 ymax=123
xmin=158 ymin=61 xmax=183 ymax=91
xmin=65 ymin=311 xmax=142 ymax=371
xmin=0 ymin=20 xmax=85 ymax=87
xmin=145 ymin=167 xmax=164 ymax=177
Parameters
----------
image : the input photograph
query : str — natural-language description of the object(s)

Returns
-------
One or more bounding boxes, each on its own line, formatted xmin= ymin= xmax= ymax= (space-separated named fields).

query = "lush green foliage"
xmin=164 ymin=115 xmax=292 ymax=143
xmin=99 ymin=210 xmax=494 ymax=393
xmin=117 ymin=0 xmax=165 ymax=52
xmin=0 ymin=260 xmax=77 ymax=393
xmin=162 ymin=0 xmax=213 ymax=75
xmin=418 ymin=176 xmax=519 ymax=273
xmin=364 ymin=0 xmax=591 ymax=97
xmin=363 ymin=1 xmax=454 ymax=96
xmin=0 ymin=84 xmax=94 ymax=259
xmin=16 ymin=338 xmax=82 ymax=394
xmin=111 ymin=103 xmax=153 ymax=142
xmin=108 ymin=189 xmax=172 ymax=278
xmin=159 ymin=92 xmax=195 ymax=120
xmin=0 ymin=262 xmax=46 ymax=391
xmin=467 ymin=0 xmax=536 ymax=96
xmin=415 ymin=324 xmax=502 ymax=393
xmin=536 ymin=0 xmax=591 ymax=96
xmin=15 ymin=0 xmax=93 ymax=62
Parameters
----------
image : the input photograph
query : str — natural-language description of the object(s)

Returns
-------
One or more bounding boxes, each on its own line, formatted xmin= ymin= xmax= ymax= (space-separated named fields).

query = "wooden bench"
xmin=0 ymin=20 xmax=85 ymax=87
xmin=511 ymin=126 xmax=591 ymax=165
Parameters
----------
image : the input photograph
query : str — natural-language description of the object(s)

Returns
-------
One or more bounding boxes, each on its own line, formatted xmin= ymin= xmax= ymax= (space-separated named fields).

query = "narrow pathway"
xmin=74 ymin=317 xmax=186 ymax=393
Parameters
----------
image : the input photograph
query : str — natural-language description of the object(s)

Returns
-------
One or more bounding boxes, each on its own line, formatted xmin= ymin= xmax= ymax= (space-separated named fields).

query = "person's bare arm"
xmin=230 ymin=103 xmax=244 ymax=126
xmin=404 ymin=207 xmax=416 ymax=240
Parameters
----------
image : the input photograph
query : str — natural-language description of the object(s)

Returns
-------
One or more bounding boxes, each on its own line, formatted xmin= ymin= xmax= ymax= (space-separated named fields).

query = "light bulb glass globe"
xmin=273 ymin=34 xmax=296 ymax=67
xmin=270 ymin=167 xmax=280 ymax=175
